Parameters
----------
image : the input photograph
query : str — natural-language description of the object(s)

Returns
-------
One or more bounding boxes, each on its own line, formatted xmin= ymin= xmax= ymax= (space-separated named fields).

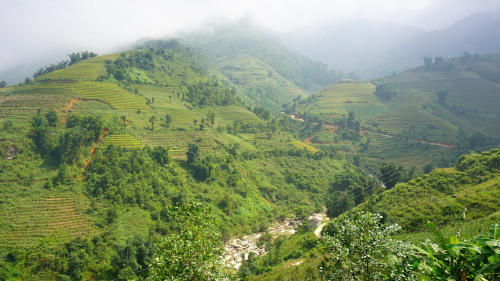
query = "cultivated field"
xmin=0 ymin=192 xmax=92 ymax=247
xmin=14 ymin=80 xmax=149 ymax=110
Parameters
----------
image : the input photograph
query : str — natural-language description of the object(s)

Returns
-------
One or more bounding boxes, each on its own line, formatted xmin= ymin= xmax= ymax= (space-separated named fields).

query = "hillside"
xmin=286 ymin=53 xmax=500 ymax=171
xmin=0 ymin=41 xmax=359 ymax=280
xmin=241 ymin=148 xmax=500 ymax=281
xmin=182 ymin=24 xmax=343 ymax=113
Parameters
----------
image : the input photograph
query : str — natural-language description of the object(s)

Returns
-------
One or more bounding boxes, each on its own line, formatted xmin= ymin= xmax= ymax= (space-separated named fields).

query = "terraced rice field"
xmin=39 ymin=60 xmax=107 ymax=81
xmin=0 ymin=193 xmax=92 ymax=247
xmin=303 ymin=82 xmax=387 ymax=119
xmin=101 ymin=134 xmax=145 ymax=148
xmin=369 ymin=105 xmax=457 ymax=143
xmin=0 ymin=94 xmax=73 ymax=120
xmin=138 ymin=131 xmax=217 ymax=158
xmin=15 ymin=81 xmax=149 ymax=110
xmin=318 ymin=82 xmax=378 ymax=104
xmin=361 ymin=131 xmax=451 ymax=167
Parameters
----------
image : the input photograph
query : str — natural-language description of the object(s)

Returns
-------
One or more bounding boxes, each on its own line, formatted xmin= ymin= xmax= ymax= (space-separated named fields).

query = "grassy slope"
xmin=0 ymin=45 xmax=348 ymax=264
xmin=352 ymin=148 xmax=500 ymax=236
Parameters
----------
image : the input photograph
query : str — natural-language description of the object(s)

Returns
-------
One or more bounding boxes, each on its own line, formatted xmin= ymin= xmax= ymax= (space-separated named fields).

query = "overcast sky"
xmin=1 ymin=0 xmax=500 ymax=74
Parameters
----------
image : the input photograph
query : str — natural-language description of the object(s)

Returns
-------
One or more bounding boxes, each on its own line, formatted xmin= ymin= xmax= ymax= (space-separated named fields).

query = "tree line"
xmin=33 ymin=51 xmax=98 ymax=78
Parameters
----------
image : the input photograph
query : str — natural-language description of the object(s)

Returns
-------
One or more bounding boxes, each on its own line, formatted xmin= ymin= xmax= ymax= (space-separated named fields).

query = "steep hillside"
xmin=182 ymin=24 xmax=342 ymax=113
xmin=241 ymin=148 xmax=500 ymax=281
xmin=0 ymin=41 xmax=352 ymax=280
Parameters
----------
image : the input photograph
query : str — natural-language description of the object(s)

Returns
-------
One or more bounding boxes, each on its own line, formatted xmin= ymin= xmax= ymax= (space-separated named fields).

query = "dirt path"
xmin=83 ymin=128 xmax=109 ymax=170
xmin=63 ymin=98 xmax=80 ymax=112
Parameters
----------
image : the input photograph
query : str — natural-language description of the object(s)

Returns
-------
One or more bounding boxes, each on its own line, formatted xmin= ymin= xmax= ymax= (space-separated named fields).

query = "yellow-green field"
xmin=15 ymin=81 xmax=149 ymax=110
xmin=101 ymin=134 xmax=145 ymax=148
xmin=0 ymin=192 xmax=92 ymax=247
xmin=0 ymin=94 xmax=73 ymax=120
xmin=301 ymin=82 xmax=387 ymax=119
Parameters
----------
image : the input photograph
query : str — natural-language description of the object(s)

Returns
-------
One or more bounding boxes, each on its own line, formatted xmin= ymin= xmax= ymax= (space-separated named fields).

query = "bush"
xmin=320 ymin=212 xmax=418 ymax=281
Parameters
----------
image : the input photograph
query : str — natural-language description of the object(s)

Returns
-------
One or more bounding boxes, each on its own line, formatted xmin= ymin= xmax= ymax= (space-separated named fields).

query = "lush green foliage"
xmin=412 ymin=224 xmax=499 ymax=281
xmin=320 ymin=212 xmax=418 ymax=281
xmin=147 ymin=202 xmax=224 ymax=281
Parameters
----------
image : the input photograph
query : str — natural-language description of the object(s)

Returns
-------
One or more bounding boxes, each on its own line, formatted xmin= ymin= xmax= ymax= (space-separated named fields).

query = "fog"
xmin=1 ymin=0 xmax=500 ymax=82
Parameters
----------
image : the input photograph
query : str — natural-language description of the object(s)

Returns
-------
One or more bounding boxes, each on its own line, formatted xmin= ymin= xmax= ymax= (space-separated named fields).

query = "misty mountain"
xmin=181 ymin=24 xmax=343 ymax=112
xmin=278 ymin=21 xmax=424 ymax=78
xmin=279 ymin=11 xmax=500 ymax=79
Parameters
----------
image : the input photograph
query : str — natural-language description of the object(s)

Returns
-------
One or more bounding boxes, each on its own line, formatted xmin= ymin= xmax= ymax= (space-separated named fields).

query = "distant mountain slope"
xmin=373 ymin=53 xmax=500 ymax=139
xmin=386 ymin=11 xmax=500 ymax=76
xmin=182 ymin=24 xmax=342 ymax=113
xmin=287 ymin=53 xmax=500 ymax=170
xmin=279 ymin=11 xmax=500 ymax=79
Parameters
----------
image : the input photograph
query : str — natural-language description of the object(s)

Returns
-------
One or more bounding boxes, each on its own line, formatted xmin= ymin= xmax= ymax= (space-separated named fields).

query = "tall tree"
xmin=164 ymin=114 xmax=172 ymax=128
xmin=149 ymin=116 xmax=157 ymax=131
xmin=186 ymin=143 xmax=200 ymax=164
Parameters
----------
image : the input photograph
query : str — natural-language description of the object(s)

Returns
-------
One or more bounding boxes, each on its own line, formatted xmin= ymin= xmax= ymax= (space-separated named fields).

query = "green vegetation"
xmin=1 ymin=33 xmax=499 ymax=281
xmin=0 ymin=40 xmax=355 ymax=280
xmin=320 ymin=212 xmax=417 ymax=281
xmin=353 ymin=148 xmax=500 ymax=233
xmin=101 ymin=135 xmax=145 ymax=148
xmin=33 ymin=51 xmax=98 ymax=78
xmin=286 ymin=54 xmax=500 ymax=172
xmin=244 ymin=148 xmax=499 ymax=281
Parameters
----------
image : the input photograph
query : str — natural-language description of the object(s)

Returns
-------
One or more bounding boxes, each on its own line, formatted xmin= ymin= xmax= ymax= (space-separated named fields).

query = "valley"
xmin=0 ymin=11 xmax=499 ymax=281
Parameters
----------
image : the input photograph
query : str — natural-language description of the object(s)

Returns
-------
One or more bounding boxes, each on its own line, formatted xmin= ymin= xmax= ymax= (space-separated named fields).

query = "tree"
xmin=424 ymin=57 xmax=433 ymax=68
xmin=320 ymin=212 xmax=418 ymax=281
xmin=326 ymin=191 xmax=355 ymax=218
xmin=120 ymin=115 xmax=127 ymax=131
xmin=149 ymin=116 xmax=157 ymax=131
xmin=208 ymin=112 xmax=215 ymax=126
xmin=0 ymin=80 xmax=6 ymax=88
xmin=436 ymin=90 xmax=448 ymax=106
xmin=374 ymin=84 xmax=396 ymax=102
xmin=3 ymin=120 xmax=13 ymax=130
xmin=147 ymin=202 xmax=224 ymax=281
xmin=45 ymin=111 xmax=58 ymax=127
xmin=193 ymin=119 xmax=198 ymax=127
xmin=164 ymin=114 xmax=172 ymax=128
xmin=151 ymin=146 xmax=169 ymax=166
xmin=379 ymin=162 xmax=405 ymax=189
xmin=186 ymin=143 xmax=200 ymax=164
